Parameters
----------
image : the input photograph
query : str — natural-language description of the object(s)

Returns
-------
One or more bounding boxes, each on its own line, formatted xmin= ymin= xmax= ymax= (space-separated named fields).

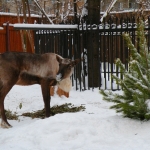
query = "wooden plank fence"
xmin=0 ymin=15 xmax=40 ymax=53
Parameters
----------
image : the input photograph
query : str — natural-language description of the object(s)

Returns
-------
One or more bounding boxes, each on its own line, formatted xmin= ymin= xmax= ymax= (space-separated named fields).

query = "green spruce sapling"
xmin=100 ymin=20 xmax=150 ymax=120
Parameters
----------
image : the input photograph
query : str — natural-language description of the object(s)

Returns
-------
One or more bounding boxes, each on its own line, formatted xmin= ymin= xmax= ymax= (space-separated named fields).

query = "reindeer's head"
xmin=56 ymin=55 xmax=81 ymax=81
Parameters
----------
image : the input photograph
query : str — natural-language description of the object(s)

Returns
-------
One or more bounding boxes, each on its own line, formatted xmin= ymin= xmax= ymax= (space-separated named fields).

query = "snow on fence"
xmin=14 ymin=24 xmax=78 ymax=30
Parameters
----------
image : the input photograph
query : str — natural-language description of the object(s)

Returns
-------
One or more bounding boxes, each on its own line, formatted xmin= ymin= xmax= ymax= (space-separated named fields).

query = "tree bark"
xmin=87 ymin=0 xmax=101 ymax=87
xmin=87 ymin=0 xmax=100 ymax=24
xmin=14 ymin=0 xmax=26 ymax=52
xmin=73 ymin=0 xmax=77 ymax=24
xmin=25 ymin=0 xmax=35 ymax=53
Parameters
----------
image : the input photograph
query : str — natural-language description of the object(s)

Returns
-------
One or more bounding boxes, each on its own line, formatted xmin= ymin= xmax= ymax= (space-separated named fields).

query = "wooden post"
xmin=6 ymin=22 xmax=10 ymax=52
xmin=87 ymin=0 xmax=101 ymax=87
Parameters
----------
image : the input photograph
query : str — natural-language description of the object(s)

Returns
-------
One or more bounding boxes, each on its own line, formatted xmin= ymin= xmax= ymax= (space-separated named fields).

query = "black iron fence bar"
xmin=85 ymin=23 xmax=90 ymax=90
xmin=103 ymin=19 xmax=107 ymax=90
xmin=74 ymin=29 xmax=78 ymax=91
xmin=78 ymin=28 xmax=82 ymax=91
xmin=34 ymin=31 xmax=39 ymax=54
xmin=81 ymin=22 xmax=86 ymax=91
xmin=91 ymin=26 xmax=94 ymax=90
xmin=97 ymin=24 xmax=101 ymax=90
xmin=110 ymin=24 xmax=113 ymax=90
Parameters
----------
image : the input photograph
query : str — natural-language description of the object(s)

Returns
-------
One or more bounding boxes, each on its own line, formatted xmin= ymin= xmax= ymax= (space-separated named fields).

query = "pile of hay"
xmin=22 ymin=103 xmax=85 ymax=119
xmin=0 ymin=103 xmax=85 ymax=120
xmin=0 ymin=110 xmax=18 ymax=120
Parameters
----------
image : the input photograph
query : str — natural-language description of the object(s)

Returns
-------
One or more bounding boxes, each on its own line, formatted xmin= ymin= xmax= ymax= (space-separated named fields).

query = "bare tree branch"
xmin=14 ymin=0 xmax=25 ymax=52
xmin=34 ymin=0 xmax=54 ymax=24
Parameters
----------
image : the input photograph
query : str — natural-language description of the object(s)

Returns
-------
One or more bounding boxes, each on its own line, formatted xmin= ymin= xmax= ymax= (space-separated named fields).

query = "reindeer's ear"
xmin=70 ymin=59 xmax=81 ymax=67
xmin=56 ymin=55 xmax=63 ymax=63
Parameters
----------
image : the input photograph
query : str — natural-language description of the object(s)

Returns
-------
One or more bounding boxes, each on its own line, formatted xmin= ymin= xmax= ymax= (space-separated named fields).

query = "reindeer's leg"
xmin=0 ymin=70 xmax=19 ymax=128
xmin=0 ymin=84 xmax=15 ymax=128
xmin=41 ymin=78 xmax=57 ymax=117
xmin=0 ymin=98 xmax=12 ymax=128
xmin=41 ymin=79 xmax=51 ymax=117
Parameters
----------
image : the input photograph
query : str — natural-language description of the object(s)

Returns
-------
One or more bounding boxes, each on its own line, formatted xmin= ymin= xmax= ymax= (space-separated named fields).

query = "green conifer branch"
xmin=100 ymin=19 xmax=150 ymax=120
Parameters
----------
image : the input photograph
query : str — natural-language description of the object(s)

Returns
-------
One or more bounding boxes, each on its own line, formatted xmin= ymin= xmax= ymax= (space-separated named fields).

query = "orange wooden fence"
xmin=0 ymin=15 xmax=40 ymax=53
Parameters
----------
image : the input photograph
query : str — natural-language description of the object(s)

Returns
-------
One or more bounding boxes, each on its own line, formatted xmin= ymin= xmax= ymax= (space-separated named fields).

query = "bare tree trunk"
xmin=26 ymin=0 xmax=35 ymax=53
xmin=14 ymin=0 xmax=26 ymax=52
xmin=21 ymin=0 xmax=35 ymax=53
xmin=22 ymin=0 xmax=27 ymax=52
xmin=87 ymin=0 xmax=101 ymax=87
xmin=56 ymin=0 xmax=60 ymax=18
xmin=74 ymin=0 xmax=77 ymax=24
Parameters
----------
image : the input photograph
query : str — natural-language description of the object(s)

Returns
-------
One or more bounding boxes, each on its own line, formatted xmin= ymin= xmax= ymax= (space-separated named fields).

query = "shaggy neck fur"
xmin=57 ymin=78 xmax=72 ymax=92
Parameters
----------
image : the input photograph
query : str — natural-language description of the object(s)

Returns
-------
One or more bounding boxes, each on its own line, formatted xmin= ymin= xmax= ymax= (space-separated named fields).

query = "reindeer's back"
xmin=0 ymin=52 xmax=60 ymax=79
xmin=0 ymin=52 xmax=21 ymax=69
xmin=40 ymin=53 xmax=59 ymax=77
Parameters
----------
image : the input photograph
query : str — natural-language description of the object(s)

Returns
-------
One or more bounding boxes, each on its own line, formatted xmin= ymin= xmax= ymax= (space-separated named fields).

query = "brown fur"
xmin=0 ymin=52 xmax=80 ymax=128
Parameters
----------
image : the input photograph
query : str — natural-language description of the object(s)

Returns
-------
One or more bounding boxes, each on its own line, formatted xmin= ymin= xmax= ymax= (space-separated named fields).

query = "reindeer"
xmin=0 ymin=52 xmax=80 ymax=128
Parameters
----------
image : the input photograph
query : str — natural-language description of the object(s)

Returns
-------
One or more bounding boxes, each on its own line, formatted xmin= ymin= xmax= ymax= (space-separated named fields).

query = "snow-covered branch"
xmin=34 ymin=0 xmax=54 ymax=24
xmin=100 ymin=0 xmax=117 ymax=22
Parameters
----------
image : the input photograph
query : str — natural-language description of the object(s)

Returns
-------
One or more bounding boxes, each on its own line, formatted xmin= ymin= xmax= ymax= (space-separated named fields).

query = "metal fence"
xmin=33 ymin=26 xmax=83 ymax=91
xmin=15 ymin=16 xmax=150 ymax=91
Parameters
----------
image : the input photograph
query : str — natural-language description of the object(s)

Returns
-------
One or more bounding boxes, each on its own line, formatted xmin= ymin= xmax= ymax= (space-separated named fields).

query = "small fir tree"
xmin=100 ymin=20 xmax=150 ymax=120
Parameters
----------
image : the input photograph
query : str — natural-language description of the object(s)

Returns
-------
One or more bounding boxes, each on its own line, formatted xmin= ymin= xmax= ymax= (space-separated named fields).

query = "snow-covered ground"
xmin=0 ymin=84 xmax=150 ymax=150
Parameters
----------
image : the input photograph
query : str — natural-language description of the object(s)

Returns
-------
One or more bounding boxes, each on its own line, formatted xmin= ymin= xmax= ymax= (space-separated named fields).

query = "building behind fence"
xmin=1 ymin=14 xmax=150 ymax=90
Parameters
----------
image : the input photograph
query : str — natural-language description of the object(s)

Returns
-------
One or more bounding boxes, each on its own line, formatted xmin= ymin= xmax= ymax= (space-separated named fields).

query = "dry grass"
xmin=0 ymin=103 xmax=85 ymax=120
xmin=0 ymin=110 xmax=18 ymax=120
xmin=22 ymin=103 xmax=85 ymax=119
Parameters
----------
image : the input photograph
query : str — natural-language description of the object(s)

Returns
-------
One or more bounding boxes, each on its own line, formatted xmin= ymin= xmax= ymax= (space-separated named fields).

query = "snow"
xmin=0 ymin=12 xmax=41 ymax=17
xmin=14 ymin=23 xmax=78 ymax=30
xmin=0 ymin=27 xmax=4 ymax=30
xmin=0 ymin=12 xmax=55 ymax=17
xmin=0 ymin=84 xmax=150 ymax=150
xmin=100 ymin=9 xmax=150 ymax=15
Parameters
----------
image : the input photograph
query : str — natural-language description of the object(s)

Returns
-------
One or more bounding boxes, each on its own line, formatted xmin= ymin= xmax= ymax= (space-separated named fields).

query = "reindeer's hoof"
xmin=1 ymin=120 xmax=12 ymax=129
